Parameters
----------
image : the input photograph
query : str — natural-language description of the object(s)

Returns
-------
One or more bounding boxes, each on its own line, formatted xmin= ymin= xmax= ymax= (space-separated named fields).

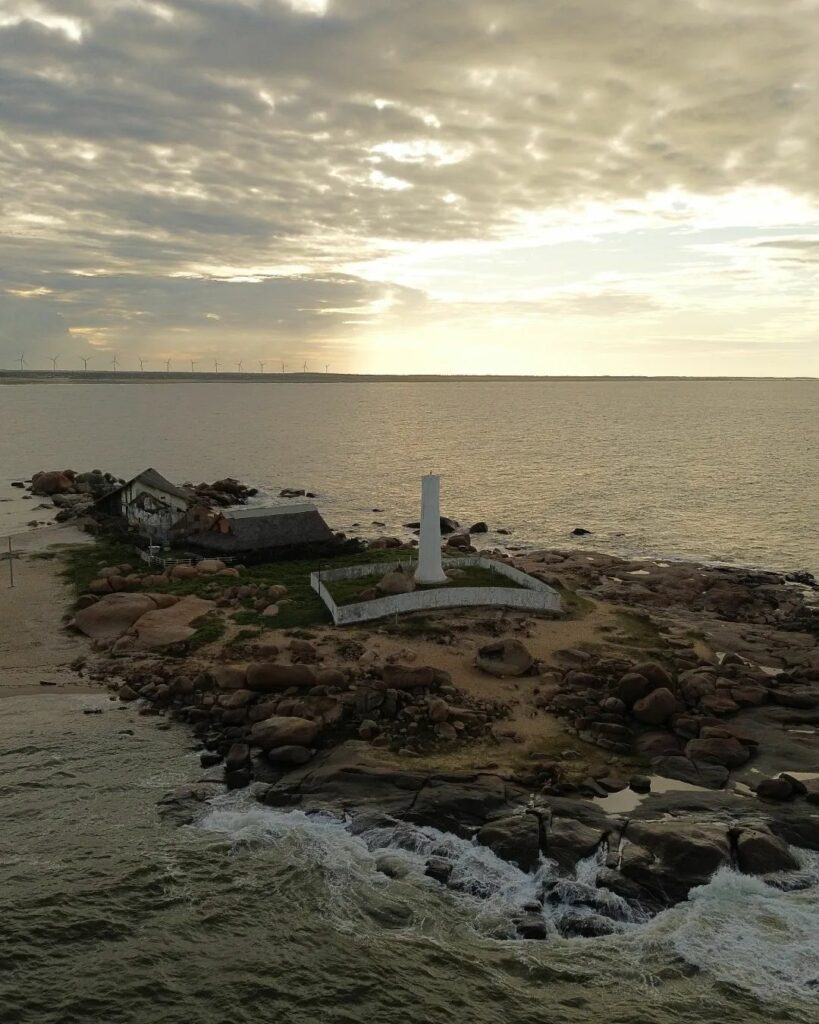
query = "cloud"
xmin=0 ymin=0 xmax=818 ymax=372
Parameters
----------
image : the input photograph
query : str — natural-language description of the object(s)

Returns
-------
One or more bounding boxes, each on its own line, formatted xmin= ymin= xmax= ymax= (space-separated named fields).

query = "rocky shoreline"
xmin=77 ymin=560 xmax=819 ymax=938
xmin=13 ymin=468 xmax=819 ymax=940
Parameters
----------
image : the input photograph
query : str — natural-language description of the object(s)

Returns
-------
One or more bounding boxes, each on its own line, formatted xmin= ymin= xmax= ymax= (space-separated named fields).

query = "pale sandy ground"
xmin=0 ymin=524 xmax=94 ymax=698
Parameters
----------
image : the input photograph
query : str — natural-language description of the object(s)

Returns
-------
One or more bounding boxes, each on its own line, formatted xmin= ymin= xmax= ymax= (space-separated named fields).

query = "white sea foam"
xmin=642 ymin=852 xmax=819 ymax=1002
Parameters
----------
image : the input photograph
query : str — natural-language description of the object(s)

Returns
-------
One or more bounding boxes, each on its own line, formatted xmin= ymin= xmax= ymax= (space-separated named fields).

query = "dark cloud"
xmin=1 ymin=0 xmax=817 ymax=365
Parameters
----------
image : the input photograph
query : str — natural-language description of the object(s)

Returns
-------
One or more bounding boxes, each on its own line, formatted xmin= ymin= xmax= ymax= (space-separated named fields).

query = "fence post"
xmin=7 ymin=536 xmax=14 ymax=588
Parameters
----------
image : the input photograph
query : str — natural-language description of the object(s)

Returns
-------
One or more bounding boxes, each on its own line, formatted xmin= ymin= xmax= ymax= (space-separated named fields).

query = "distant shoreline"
xmin=1 ymin=370 xmax=815 ymax=384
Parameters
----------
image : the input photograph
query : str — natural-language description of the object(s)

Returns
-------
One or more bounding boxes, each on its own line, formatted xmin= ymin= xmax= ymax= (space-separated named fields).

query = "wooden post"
xmin=7 ymin=536 xmax=14 ymax=588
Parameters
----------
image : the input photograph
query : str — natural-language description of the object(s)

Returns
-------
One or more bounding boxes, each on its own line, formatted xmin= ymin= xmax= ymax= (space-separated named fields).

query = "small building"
xmin=184 ymin=502 xmax=334 ymax=555
xmin=96 ymin=467 xmax=191 ymax=539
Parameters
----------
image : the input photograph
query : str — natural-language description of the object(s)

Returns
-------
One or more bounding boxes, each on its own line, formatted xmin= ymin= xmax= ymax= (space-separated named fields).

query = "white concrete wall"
xmin=311 ymin=556 xmax=561 ymax=625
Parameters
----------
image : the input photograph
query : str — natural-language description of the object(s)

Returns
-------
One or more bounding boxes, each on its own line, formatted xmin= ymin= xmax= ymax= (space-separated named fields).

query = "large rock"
xmin=651 ymin=755 xmax=729 ymax=789
xmin=475 ymin=639 xmax=533 ymax=677
xmin=196 ymin=559 xmax=226 ymax=574
xmin=544 ymin=817 xmax=606 ymax=871
xmin=684 ymin=737 xmax=751 ymax=769
xmin=246 ymin=662 xmax=317 ymax=691
xmin=73 ymin=593 xmax=158 ymax=639
xmin=735 ymin=828 xmax=800 ymax=875
xmin=377 ymin=571 xmax=416 ymax=595
xmin=30 ymin=471 xmax=74 ymax=495
xmin=380 ymin=664 xmax=435 ymax=690
xmin=477 ymin=814 xmax=542 ymax=872
xmin=623 ymin=819 xmax=732 ymax=901
xmin=131 ymin=596 xmax=215 ymax=649
xmin=211 ymin=665 xmax=248 ymax=690
xmin=406 ymin=775 xmax=510 ymax=835
xmin=632 ymin=687 xmax=680 ymax=725
xmin=250 ymin=716 xmax=321 ymax=750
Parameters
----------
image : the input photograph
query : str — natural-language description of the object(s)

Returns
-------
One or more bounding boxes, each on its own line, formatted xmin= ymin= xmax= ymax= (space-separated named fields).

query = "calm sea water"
xmin=1 ymin=378 xmax=817 ymax=571
xmin=1 ymin=694 xmax=817 ymax=1024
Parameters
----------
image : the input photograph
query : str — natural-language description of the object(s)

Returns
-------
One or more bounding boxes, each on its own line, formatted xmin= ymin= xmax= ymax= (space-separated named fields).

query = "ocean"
xmin=1 ymin=378 xmax=817 ymax=572
xmin=1 ymin=378 xmax=818 ymax=1024
xmin=1 ymin=693 xmax=817 ymax=1024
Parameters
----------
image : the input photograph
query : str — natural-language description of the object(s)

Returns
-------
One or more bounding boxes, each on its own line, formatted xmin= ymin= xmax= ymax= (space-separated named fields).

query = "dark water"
xmin=1 ymin=378 xmax=817 ymax=572
xmin=2 ymin=694 xmax=818 ymax=1024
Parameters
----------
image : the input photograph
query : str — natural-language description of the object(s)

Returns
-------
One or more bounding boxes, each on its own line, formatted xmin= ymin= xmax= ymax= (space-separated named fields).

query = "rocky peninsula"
xmin=8 ymin=468 xmax=819 ymax=941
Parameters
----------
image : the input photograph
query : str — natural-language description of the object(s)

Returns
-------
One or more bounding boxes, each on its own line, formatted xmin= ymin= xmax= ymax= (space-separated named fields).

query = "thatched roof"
xmin=188 ymin=502 xmax=333 ymax=553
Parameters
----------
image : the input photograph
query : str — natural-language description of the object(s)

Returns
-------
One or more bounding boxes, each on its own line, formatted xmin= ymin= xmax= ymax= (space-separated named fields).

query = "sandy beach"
xmin=0 ymin=524 xmax=94 ymax=697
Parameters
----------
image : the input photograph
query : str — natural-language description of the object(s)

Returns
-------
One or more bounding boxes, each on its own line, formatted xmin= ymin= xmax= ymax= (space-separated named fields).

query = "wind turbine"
xmin=281 ymin=360 xmax=287 ymax=373
xmin=164 ymin=358 xmax=171 ymax=372
xmin=302 ymin=360 xmax=308 ymax=373
xmin=111 ymin=355 xmax=119 ymax=371
xmin=138 ymin=357 xmax=146 ymax=371
xmin=49 ymin=354 xmax=60 ymax=371
xmin=190 ymin=359 xmax=197 ymax=372
xmin=81 ymin=356 xmax=92 ymax=370
xmin=17 ymin=353 xmax=27 ymax=371
xmin=324 ymin=363 xmax=329 ymax=373
xmin=235 ymin=360 xmax=243 ymax=372
xmin=214 ymin=359 xmax=220 ymax=373
xmin=258 ymin=360 xmax=266 ymax=373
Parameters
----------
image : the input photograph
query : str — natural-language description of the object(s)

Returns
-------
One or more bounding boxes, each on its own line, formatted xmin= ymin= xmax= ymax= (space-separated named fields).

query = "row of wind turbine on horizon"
xmin=9 ymin=354 xmax=333 ymax=373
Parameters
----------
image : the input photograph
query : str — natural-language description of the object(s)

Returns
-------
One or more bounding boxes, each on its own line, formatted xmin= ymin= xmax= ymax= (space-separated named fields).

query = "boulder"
xmin=30 ymin=471 xmax=74 ymax=495
xmin=246 ymin=663 xmax=317 ymax=691
xmin=651 ymin=755 xmax=729 ymax=789
xmin=632 ymin=662 xmax=673 ymax=689
xmin=545 ymin=817 xmax=606 ymax=872
xmin=755 ymin=777 xmax=796 ymax=802
xmin=470 ymin=522 xmax=489 ymax=533
xmin=131 ymin=596 xmax=215 ymax=649
xmin=475 ymin=639 xmax=533 ymax=677
xmin=377 ymin=571 xmax=416 ymax=595
xmin=73 ymin=593 xmax=158 ymax=639
xmin=477 ymin=813 xmax=542 ymax=872
xmin=684 ymin=737 xmax=751 ymax=769
xmin=632 ymin=687 xmax=680 ymax=725
xmin=196 ymin=559 xmax=226 ymax=574
xmin=211 ymin=665 xmax=248 ymax=690
xmin=735 ymin=829 xmax=800 ymax=875
xmin=380 ymin=664 xmax=435 ymax=690
xmin=169 ymin=563 xmax=198 ymax=580
xmin=617 ymin=672 xmax=653 ymax=705
xmin=407 ymin=775 xmax=510 ymax=835
xmin=250 ymin=716 xmax=321 ymax=750
xmin=225 ymin=743 xmax=250 ymax=772
xmin=623 ymin=820 xmax=731 ymax=900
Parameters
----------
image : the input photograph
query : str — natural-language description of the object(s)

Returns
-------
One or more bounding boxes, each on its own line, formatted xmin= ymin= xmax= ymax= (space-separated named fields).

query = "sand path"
xmin=0 ymin=524 xmax=94 ymax=697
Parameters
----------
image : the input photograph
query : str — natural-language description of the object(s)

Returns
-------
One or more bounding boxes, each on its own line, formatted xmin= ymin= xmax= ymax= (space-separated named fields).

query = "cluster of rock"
xmin=83 ymin=558 xmax=240 ymax=597
xmin=188 ymin=478 xmax=257 ymax=507
xmin=237 ymin=746 xmax=818 ymax=930
xmin=544 ymin=652 xmax=819 ymax=789
xmin=23 ymin=468 xmax=123 ymax=522
xmin=73 ymin=590 xmax=214 ymax=650
xmin=114 ymin=644 xmax=506 ymax=788
xmin=527 ymin=549 xmax=818 ymax=632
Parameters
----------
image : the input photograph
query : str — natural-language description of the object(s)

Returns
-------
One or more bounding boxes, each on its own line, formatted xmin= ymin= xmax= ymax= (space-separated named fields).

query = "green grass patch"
xmin=234 ymin=627 xmax=262 ymax=642
xmin=188 ymin=614 xmax=226 ymax=651
xmin=60 ymin=538 xmax=143 ymax=596
xmin=326 ymin=564 xmax=527 ymax=607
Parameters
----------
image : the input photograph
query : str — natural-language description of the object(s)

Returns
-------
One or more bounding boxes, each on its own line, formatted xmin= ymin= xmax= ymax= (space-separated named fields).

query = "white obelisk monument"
xmin=415 ymin=473 xmax=449 ymax=585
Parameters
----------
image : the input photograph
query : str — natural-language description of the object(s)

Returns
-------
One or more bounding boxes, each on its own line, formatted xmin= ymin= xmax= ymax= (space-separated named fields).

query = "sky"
xmin=1 ymin=0 xmax=818 ymax=376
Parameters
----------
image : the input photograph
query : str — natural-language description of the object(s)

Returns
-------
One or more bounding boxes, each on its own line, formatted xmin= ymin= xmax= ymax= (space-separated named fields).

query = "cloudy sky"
xmin=1 ymin=0 xmax=818 ymax=375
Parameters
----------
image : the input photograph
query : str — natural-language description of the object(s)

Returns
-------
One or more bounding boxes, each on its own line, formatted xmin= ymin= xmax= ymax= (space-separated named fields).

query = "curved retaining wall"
xmin=310 ymin=556 xmax=561 ymax=625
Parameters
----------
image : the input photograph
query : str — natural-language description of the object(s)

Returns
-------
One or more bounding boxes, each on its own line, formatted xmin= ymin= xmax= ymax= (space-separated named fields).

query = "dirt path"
xmin=0 ymin=525 xmax=94 ymax=697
